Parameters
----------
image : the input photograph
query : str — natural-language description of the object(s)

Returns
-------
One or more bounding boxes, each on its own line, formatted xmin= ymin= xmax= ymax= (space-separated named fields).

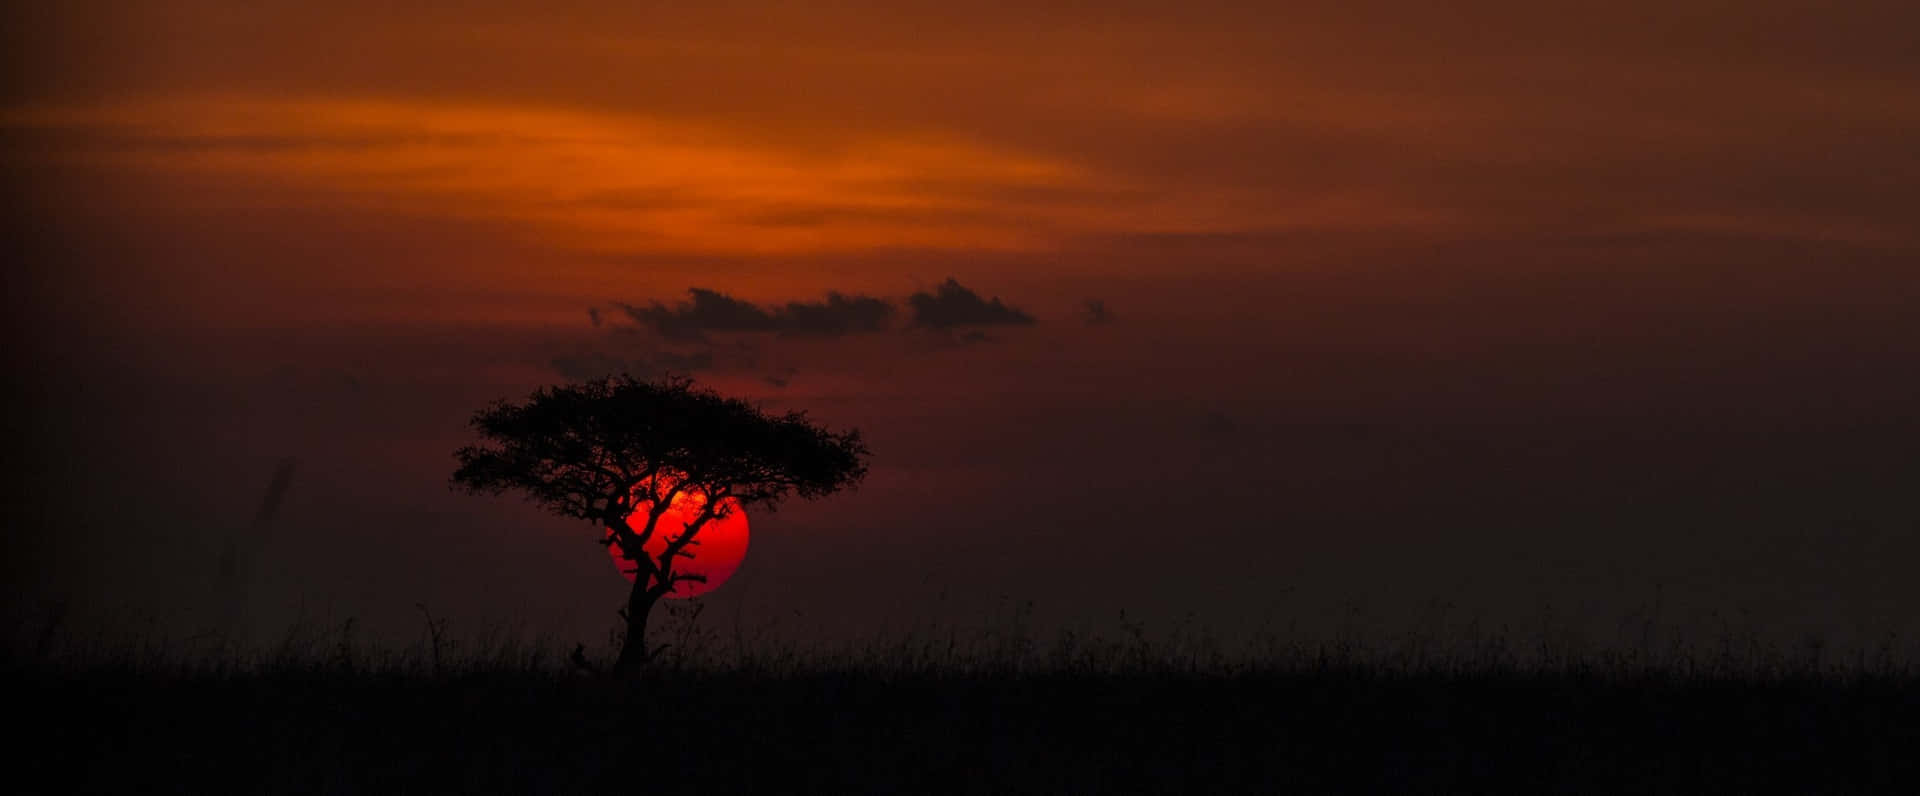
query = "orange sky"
xmin=10 ymin=1 xmax=1918 ymax=327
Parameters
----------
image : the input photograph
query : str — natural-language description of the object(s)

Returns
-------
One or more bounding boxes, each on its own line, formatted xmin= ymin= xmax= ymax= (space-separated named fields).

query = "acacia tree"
xmin=451 ymin=375 xmax=869 ymax=673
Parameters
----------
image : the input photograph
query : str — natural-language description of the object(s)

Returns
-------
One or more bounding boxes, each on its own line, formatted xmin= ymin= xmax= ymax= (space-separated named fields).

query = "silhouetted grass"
xmin=9 ymin=608 xmax=1920 ymax=794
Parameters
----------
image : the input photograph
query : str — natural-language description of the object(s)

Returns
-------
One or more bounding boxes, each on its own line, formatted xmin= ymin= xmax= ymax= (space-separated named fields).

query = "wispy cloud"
xmin=3 ymin=97 xmax=1097 ymax=255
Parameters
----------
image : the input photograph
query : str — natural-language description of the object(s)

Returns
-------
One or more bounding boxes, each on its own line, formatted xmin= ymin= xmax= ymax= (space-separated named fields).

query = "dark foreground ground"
xmin=11 ymin=649 xmax=1920 ymax=795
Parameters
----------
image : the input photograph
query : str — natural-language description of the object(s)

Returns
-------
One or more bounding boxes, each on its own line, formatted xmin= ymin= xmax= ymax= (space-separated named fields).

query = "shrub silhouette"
xmin=451 ymin=375 xmax=868 ymax=673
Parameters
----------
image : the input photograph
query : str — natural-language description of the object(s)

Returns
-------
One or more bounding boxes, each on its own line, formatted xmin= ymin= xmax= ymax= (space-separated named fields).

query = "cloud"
xmin=617 ymin=288 xmax=894 ymax=342
xmin=774 ymin=292 xmax=896 ymax=337
xmin=562 ymin=287 xmax=895 ymax=385
xmin=616 ymin=289 xmax=775 ymax=342
xmin=908 ymin=278 xmax=1036 ymax=329
xmin=560 ymin=280 xmax=1040 ymax=383
xmin=619 ymin=282 xmax=1034 ymax=340
xmin=8 ymin=97 xmax=1091 ymax=257
xmin=1082 ymin=299 xmax=1113 ymax=325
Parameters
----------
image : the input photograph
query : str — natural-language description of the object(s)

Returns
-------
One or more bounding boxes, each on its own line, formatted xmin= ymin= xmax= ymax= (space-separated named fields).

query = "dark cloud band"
xmin=568 ymin=280 xmax=1046 ymax=384
xmin=618 ymin=279 xmax=1036 ymax=341
xmin=617 ymin=288 xmax=895 ymax=341
xmin=907 ymin=278 xmax=1035 ymax=329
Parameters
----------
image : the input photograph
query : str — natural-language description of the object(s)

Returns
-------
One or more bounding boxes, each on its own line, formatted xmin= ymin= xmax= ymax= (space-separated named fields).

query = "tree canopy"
xmin=450 ymin=375 xmax=869 ymax=669
xmin=453 ymin=375 xmax=866 ymax=524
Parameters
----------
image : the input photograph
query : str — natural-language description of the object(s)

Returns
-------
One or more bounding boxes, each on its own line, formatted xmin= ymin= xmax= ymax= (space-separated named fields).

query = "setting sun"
xmin=605 ymin=479 xmax=749 ymax=598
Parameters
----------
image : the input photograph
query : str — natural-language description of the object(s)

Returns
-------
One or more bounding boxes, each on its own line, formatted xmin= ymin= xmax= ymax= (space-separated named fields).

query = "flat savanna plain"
xmin=12 ymin=614 xmax=1920 ymax=795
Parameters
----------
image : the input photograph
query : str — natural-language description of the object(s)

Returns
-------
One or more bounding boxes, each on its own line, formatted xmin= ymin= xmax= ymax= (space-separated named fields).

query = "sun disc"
xmin=605 ymin=481 xmax=749 ymax=598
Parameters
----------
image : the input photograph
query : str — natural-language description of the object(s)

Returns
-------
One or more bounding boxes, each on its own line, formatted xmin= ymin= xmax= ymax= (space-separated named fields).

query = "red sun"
xmin=605 ymin=482 xmax=749 ymax=599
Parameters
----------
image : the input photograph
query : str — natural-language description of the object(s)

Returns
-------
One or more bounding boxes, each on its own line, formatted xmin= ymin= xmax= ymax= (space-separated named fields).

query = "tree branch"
xmin=604 ymin=515 xmax=661 ymax=581
xmin=654 ymin=487 xmax=732 ymax=575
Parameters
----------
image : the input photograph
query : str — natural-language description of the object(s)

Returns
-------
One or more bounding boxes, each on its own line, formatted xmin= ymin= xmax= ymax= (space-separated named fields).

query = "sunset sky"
xmin=9 ymin=1 xmax=1919 ymax=648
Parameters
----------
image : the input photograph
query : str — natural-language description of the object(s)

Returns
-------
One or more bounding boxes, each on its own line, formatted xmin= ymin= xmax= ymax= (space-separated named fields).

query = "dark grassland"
xmin=10 ymin=612 xmax=1920 ymax=795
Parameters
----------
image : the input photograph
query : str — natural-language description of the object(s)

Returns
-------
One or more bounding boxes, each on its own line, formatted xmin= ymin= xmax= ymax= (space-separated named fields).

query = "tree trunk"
xmin=613 ymin=574 xmax=660 ymax=675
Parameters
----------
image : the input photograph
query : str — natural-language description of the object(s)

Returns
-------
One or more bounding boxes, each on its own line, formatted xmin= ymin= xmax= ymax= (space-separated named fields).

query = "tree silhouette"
xmin=451 ymin=375 xmax=869 ymax=673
